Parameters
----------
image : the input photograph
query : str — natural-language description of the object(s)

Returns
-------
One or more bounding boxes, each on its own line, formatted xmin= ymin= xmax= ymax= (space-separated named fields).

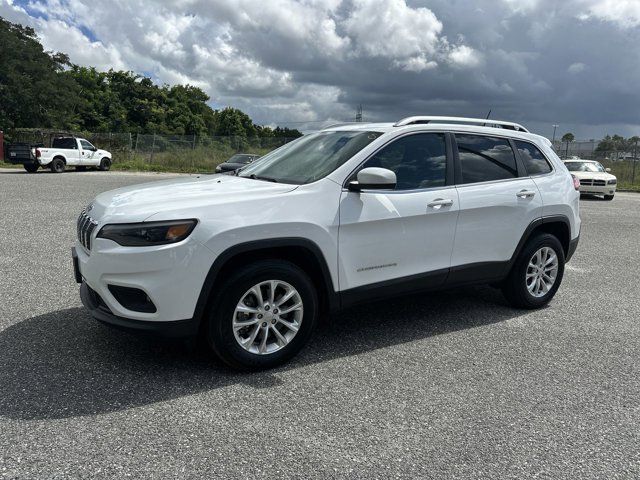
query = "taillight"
xmin=36 ymin=149 xmax=41 ymax=158
xmin=571 ymin=174 xmax=580 ymax=191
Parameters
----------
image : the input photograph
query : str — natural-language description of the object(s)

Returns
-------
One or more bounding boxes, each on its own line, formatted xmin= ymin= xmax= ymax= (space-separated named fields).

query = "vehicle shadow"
xmin=0 ymin=286 xmax=526 ymax=420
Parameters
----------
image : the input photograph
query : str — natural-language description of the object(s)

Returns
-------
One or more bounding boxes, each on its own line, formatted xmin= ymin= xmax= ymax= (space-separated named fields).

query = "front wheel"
xmin=98 ymin=158 xmax=111 ymax=171
xmin=206 ymin=260 xmax=318 ymax=370
xmin=604 ymin=194 xmax=614 ymax=201
xmin=502 ymin=233 xmax=565 ymax=309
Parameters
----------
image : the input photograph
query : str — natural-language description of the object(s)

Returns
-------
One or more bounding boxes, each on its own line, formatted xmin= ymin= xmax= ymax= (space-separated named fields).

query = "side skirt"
xmin=340 ymin=268 xmax=448 ymax=309
xmin=339 ymin=262 xmax=509 ymax=309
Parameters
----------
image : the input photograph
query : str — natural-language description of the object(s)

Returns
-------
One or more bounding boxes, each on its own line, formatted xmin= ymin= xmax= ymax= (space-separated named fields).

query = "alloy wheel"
xmin=526 ymin=246 xmax=559 ymax=298
xmin=232 ymin=280 xmax=303 ymax=355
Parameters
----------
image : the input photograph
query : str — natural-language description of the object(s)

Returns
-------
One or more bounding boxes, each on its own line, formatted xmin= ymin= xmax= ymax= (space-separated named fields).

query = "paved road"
xmin=1 ymin=169 xmax=638 ymax=479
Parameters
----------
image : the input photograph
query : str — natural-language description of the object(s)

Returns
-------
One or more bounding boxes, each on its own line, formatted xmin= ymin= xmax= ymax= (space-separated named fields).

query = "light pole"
xmin=552 ymin=124 xmax=559 ymax=144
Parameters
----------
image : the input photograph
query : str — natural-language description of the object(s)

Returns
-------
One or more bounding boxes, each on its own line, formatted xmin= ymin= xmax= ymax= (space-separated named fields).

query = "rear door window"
xmin=515 ymin=141 xmax=552 ymax=175
xmin=455 ymin=134 xmax=518 ymax=184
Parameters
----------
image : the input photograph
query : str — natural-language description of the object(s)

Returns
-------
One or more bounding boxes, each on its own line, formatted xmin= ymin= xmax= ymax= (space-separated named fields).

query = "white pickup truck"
xmin=36 ymin=137 xmax=112 ymax=173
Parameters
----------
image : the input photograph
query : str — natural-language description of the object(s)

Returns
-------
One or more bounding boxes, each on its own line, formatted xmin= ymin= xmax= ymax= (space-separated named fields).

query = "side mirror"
xmin=605 ymin=168 xmax=611 ymax=172
xmin=348 ymin=167 xmax=397 ymax=191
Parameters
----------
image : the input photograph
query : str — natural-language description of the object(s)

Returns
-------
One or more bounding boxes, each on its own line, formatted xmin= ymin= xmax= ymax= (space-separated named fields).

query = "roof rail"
xmin=394 ymin=116 xmax=529 ymax=132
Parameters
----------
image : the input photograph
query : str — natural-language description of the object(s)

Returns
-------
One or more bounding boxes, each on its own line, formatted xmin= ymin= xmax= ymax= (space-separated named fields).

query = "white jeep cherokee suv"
xmin=73 ymin=116 xmax=581 ymax=370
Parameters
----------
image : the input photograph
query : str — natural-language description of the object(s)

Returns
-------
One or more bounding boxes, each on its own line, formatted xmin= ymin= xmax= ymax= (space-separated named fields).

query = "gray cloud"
xmin=1 ymin=0 xmax=639 ymax=138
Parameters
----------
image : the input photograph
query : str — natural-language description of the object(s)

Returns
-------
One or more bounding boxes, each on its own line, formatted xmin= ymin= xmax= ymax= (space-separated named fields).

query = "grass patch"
xmin=0 ymin=162 xmax=23 ymax=169
xmin=111 ymin=144 xmax=276 ymax=174
xmin=618 ymin=183 xmax=640 ymax=192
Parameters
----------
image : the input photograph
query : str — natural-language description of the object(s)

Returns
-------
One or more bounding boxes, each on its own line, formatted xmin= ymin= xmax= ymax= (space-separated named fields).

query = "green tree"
xmin=0 ymin=17 xmax=82 ymax=130
xmin=561 ymin=132 xmax=575 ymax=158
xmin=0 ymin=16 xmax=299 ymax=139
xmin=561 ymin=132 xmax=575 ymax=143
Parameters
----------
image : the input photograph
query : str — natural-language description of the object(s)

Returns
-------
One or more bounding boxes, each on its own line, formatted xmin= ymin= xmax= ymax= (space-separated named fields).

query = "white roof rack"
xmin=394 ymin=116 xmax=529 ymax=132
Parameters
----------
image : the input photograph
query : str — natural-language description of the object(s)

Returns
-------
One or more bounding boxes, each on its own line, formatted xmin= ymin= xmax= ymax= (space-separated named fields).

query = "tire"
xmin=206 ymin=260 xmax=318 ymax=370
xmin=604 ymin=194 xmax=614 ymax=201
xmin=50 ymin=157 xmax=65 ymax=173
xmin=98 ymin=158 xmax=111 ymax=171
xmin=23 ymin=163 xmax=38 ymax=173
xmin=502 ymin=233 xmax=565 ymax=309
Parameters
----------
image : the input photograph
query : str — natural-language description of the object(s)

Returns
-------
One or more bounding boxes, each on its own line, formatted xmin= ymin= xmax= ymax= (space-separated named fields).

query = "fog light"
xmin=108 ymin=285 xmax=157 ymax=313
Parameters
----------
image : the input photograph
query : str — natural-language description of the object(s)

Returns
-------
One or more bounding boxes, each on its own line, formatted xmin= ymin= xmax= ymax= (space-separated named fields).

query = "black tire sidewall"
xmin=505 ymin=233 xmax=565 ymax=309
xmin=99 ymin=158 xmax=111 ymax=171
xmin=207 ymin=260 xmax=318 ymax=370
xmin=51 ymin=158 xmax=65 ymax=173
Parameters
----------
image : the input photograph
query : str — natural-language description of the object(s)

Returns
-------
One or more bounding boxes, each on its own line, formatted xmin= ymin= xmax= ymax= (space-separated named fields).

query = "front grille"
xmin=77 ymin=209 xmax=98 ymax=251
xmin=579 ymin=179 xmax=606 ymax=186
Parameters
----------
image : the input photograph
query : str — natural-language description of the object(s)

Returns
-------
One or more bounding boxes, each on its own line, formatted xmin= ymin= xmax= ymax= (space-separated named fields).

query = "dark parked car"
xmin=215 ymin=153 xmax=260 ymax=173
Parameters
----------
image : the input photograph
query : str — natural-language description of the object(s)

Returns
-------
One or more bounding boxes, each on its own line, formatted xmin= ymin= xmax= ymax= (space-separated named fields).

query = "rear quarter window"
xmin=515 ymin=140 xmax=552 ymax=175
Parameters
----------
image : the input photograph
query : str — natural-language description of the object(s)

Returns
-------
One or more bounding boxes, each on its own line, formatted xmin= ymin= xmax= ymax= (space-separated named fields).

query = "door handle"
xmin=427 ymin=198 xmax=454 ymax=209
xmin=516 ymin=190 xmax=536 ymax=198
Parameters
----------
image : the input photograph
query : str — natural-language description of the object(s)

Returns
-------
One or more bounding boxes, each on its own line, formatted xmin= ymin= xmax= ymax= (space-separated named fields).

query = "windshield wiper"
xmin=247 ymin=174 xmax=279 ymax=183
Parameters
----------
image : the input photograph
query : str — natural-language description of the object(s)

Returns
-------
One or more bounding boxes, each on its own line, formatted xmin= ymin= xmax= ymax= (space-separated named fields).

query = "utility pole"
xmin=355 ymin=105 xmax=363 ymax=122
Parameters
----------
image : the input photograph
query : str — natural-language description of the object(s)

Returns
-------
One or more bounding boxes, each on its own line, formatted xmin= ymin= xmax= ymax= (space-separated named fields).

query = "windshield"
xmin=565 ymin=161 xmax=605 ymax=173
xmin=238 ymin=131 xmax=383 ymax=184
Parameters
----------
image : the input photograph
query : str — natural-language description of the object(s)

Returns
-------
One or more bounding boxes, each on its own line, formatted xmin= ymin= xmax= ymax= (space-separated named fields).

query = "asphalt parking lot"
xmin=0 ymin=169 xmax=639 ymax=479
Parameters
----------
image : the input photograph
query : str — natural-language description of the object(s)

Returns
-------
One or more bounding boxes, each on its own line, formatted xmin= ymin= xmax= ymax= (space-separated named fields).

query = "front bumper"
xmin=80 ymin=282 xmax=198 ymax=337
xmin=578 ymin=184 xmax=616 ymax=195
xmin=73 ymin=234 xmax=214 ymax=323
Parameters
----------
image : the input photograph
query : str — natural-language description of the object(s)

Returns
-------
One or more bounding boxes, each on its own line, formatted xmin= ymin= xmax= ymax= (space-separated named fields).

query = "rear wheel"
xmin=502 ymin=233 xmax=565 ymax=309
xmin=206 ymin=260 xmax=318 ymax=370
xmin=23 ymin=163 xmax=38 ymax=173
xmin=604 ymin=194 xmax=614 ymax=201
xmin=50 ymin=157 xmax=65 ymax=173
xmin=98 ymin=158 xmax=111 ymax=171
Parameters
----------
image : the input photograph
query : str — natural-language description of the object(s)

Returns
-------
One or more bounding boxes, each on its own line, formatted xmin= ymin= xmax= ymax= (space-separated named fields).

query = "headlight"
xmin=97 ymin=220 xmax=197 ymax=246
xmin=607 ymin=179 xmax=617 ymax=185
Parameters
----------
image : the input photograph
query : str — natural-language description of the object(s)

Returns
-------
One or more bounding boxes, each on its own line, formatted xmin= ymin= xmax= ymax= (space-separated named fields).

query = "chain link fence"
xmin=551 ymin=140 xmax=639 ymax=186
xmin=3 ymin=129 xmax=296 ymax=172
xmin=3 ymin=129 xmax=638 ymax=185
xmin=130 ymin=134 xmax=294 ymax=171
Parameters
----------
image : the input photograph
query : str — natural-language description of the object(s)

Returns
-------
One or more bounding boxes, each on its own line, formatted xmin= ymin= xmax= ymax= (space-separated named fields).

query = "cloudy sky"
xmin=2 ymin=0 xmax=640 ymax=138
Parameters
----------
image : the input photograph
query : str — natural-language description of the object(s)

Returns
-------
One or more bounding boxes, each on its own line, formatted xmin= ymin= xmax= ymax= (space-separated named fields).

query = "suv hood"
xmin=570 ymin=171 xmax=616 ymax=180
xmin=89 ymin=174 xmax=298 ymax=223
